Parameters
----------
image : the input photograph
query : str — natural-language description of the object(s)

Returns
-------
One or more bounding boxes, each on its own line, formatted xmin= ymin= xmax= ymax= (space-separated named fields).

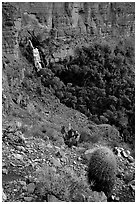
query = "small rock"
xmin=54 ymin=145 xmax=61 ymax=150
xmin=73 ymin=161 xmax=77 ymax=165
xmin=72 ymin=146 xmax=77 ymax=150
xmin=84 ymin=149 xmax=96 ymax=161
xmin=13 ymin=153 xmax=24 ymax=161
xmin=50 ymin=58 xmax=55 ymax=63
xmin=2 ymin=190 xmax=7 ymax=201
xmin=113 ymin=147 xmax=118 ymax=151
xmin=72 ymin=193 xmax=85 ymax=202
xmin=33 ymin=158 xmax=41 ymax=162
xmin=129 ymin=180 xmax=135 ymax=191
xmin=47 ymin=143 xmax=53 ymax=148
xmin=124 ymin=171 xmax=134 ymax=184
xmin=16 ymin=121 xmax=22 ymax=128
xmin=2 ymin=162 xmax=6 ymax=167
xmin=2 ymin=168 xmax=8 ymax=175
xmin=55 ymin=151 xmax=62 ymax=158
xmin=130 ymin=184 xmax=135 ymax=191
xmin=22 ymin=186 xmax=27 ymax=191
xmin=121 ymin=150 xmax=129 ymax=158
xmin=10 ymin=162 xmax=16 ymax=167
xmin=47 ymin=194 xmax=62 ymax=202
xmin=115 ymin=196 xmax=120 ymax=201
xmin=46 ymin=129 xmax=59 ymax=141
xmin=60 ymin=157 xmax=66 ymax=163
xmin=77 ymin=156 xmax=82 ymax=161
xmin=50 ymin=166 xmax=57 ymax=173
xmin=16 ymin=146 xmax=26 ymax=152
xmin=60 ymin=144 xmax=66 ymax=149
xmin=116 ymin=172 xmax=123 ymax=179
xmin=129 ymin=179 xmax=135 ymax=186
xmin=19 ymin=134 xmax=26 ymax=142
xmin=24 ymin=196 xmax=33 ymax=202
xmin=19 ymin=180 xmax=26 ymax=186
xmin=113 ymin=147 xmax=121 ymax=157
xmin=55 ymin=58 xmax=60 ymax=63
xmin=25 ymin=176 xmax=34 ymax=184
xmin=19 ymin=193 xmax=25 ymax=198
xmin=8 ymin=127 xmax=15 ymax=133
xmin=118 ymin=147 xmax=124 ymax=151
xmin=126 ymin=150 xmax=131 ymax=155
xmin=128 ymin=156 xmax=134 ymax=163
xmin=55 ymin=149 xmax=65 ymax=158
xmin=111 ymin=195 xmax=120 ymax=201
xmin=88 ymin=191 xmax=107 ymax=202
xmin=27 ymin=183 xmax=36 ymax=193
xmin=51 ymin=157 xmax=62 ymax=167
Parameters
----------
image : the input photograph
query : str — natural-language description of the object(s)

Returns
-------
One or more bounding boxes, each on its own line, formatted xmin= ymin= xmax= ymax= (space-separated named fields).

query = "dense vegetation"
xmin=25 ymin=38 xmax=135 ymax=147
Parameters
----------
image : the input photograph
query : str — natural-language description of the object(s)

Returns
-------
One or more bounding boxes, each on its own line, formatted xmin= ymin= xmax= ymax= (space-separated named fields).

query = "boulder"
xmin=2 ymin=189 xmax=7 ymax=202
xmin=128 ymin=156 xmax=134 ymax=163
xmin=51 ymin=157 xmax=62 ymax=167
xmin=121 ymin=150 xmax=129 ymax=158
xmin=24 ymin=196 xmax=33 ymax=202
xmin=27 ymin=182 xmax=36 ymax=194
xmin=113 ymin=147 xmax=122 ymax=157
xmin=87 ymin=191 xmax=107 ymax=202
xmin=47 ymin=194 xmax=63 ymax=202
xmin=129 ymin=180 xmax=135 ymax=191
xmin=2 ymin=168 xmax=8 ymax=175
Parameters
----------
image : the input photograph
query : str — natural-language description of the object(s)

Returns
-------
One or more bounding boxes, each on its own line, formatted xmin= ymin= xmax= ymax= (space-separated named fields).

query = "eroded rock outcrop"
xmin=2 ymin=2 xmax=135 ymax=61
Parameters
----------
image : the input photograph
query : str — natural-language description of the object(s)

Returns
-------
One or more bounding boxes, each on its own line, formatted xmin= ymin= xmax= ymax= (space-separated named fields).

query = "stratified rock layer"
xmin=2 ymin=2 xmax=135 ymax=60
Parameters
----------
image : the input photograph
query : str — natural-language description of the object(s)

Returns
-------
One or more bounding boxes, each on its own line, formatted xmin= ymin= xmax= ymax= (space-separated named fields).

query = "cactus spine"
xmin=87 ymin=146 xmax=117 ymax=197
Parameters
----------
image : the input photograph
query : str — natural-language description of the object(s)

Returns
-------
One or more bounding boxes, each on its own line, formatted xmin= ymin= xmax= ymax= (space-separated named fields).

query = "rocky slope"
xmin=2 ymin=2 xmax=135 ymax=202
xmin=2 ymin=94 xmax=135 ymax=201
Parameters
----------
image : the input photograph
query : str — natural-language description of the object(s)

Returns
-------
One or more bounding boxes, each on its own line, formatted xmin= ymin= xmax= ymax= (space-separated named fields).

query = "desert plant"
xmin=87 ymin=146 xmax=117 ymax=198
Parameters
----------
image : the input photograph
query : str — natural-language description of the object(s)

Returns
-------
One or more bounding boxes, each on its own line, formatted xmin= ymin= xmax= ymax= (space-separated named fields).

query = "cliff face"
xmin=2 ymin=4 xmax=135 ymax=202
xmin=2 ymin=2 xmax=135 ymax=60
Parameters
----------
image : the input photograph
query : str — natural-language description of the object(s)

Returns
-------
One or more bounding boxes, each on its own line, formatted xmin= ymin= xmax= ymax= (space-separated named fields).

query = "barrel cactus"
xmin=87 ymin=146 xmax=117 ymax=197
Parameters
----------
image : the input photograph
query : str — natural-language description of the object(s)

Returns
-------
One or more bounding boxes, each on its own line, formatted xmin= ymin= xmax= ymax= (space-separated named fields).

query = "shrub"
xmin=39 ymin=40 xmax=134 ymax=147
xmin=35 ymin=164 xmax=100 ymax=201
xmin=79 ymin=131 xmax=92 ymax=143
xmin=79 ymin=127 xmax=101 ymax=144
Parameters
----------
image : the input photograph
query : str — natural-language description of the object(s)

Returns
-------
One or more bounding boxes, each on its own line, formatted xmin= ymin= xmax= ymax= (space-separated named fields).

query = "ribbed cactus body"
xmin=87 ymin=146 xmax=117 ymax=197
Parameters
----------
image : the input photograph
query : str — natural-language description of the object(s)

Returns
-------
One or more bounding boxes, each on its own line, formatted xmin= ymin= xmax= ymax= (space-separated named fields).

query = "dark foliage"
xmin=35 ymin=40 xmax=135 ymax=147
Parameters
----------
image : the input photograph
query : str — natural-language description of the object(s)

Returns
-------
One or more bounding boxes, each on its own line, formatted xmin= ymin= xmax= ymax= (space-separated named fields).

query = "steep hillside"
xmin=2 ymin=52 xmax=135 ymax=202
xmin=2 ymin=2 xmax=135 ymax=202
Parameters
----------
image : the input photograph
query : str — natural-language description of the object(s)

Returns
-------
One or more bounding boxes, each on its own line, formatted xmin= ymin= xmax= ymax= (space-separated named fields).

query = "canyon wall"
xmin=2 ymin=2 xmax=135 ymax=60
